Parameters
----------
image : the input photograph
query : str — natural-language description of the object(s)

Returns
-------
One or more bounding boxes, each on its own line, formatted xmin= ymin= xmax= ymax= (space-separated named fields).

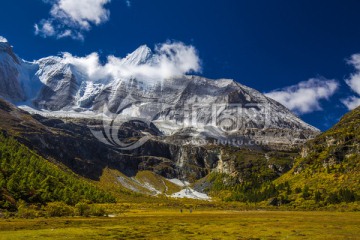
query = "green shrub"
xmin=89 ymin=205 xmax=106 ymax=217
xmin=44 ymin=202 xmax=74 ymax=217
xmin=16 ymin=201 xmax=40 ymax=219
xmin=75 ymin=202 xmax=90 ymax=216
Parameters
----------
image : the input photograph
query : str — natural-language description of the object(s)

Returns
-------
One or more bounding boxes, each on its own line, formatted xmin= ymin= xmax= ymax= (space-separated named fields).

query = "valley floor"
xmin=0 ymin=210 xmax=359 ymax=240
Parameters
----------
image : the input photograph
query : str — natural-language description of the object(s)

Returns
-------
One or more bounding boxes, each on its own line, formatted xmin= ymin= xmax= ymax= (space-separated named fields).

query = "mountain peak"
xmin=121 ymin=45 xmax=153 ymax=66
xmin=0 ymin=39 xmax=20 ymax=65
xmin=0 ymin=36 xmax=8 ymax=43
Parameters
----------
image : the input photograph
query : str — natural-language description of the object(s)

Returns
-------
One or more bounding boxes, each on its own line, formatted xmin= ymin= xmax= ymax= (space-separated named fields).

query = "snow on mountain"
xmin=119 ymin=45 xmax=153 ymax=66
xmin=0 ymin=39 xmax=320 ymax=149
xmin=168 ymin=178 xmax=190 ymax=187
xmin=0 ymin=36 xmax=8 ymax=43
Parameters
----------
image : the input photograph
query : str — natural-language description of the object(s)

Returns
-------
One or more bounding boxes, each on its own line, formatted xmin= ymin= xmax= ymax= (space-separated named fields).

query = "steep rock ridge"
xmin=33 ymin=57 xmax=80 ymax=110
xmin=294 ymin=105 xmax=360 ymax=174
xmin=0 ymin=41 xmax=25 ymax=101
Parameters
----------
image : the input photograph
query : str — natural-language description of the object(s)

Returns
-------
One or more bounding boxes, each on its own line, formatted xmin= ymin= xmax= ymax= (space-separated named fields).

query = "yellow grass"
xmin=0 ymin=210 xmax=359 ymax=239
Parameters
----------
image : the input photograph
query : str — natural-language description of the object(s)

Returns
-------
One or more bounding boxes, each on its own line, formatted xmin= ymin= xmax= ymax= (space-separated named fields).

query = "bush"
xmin=45 ymin=202 xmax=74 ymax=217
xmin=89 ymin=205 xmax=106 ymax=217
xmin=298 ymin=200 xmax=317 ymax=210
xmin=16 ymin=201 xmax=40 ymax=219
xmin=75 ymin=202 xmax=90 ymax=216
xmin=1 ymin=210 xmax=13 ymax=219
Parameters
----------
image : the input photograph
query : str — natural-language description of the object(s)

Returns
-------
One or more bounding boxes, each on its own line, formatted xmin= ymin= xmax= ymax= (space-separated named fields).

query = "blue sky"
xmin=1 ymin=0 xmax=360 ymax=130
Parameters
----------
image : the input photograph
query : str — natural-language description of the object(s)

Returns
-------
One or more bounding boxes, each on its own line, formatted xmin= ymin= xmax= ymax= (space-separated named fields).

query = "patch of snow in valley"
xmin=116 ymin=175 xmax=210 ymax=200
xmin=171 ymin=188 xmax=211 ymax=200
xmin=167 ymin=178 xmax=190 ymax=187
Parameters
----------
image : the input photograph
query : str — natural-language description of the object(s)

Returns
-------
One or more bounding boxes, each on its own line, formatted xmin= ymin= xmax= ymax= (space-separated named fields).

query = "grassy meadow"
xmin=0 ymin=209 xmax=359 ymax=240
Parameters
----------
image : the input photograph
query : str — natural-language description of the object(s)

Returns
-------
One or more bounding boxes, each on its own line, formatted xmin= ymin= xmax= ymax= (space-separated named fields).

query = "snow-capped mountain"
xmin=0 ymin=39 xmax=320 ymax=149
xmin=119 ymin=45 xmax=154 ymax=66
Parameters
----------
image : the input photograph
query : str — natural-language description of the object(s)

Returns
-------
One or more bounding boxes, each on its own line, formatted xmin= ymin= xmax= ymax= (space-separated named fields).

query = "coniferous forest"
xmin=0 ymin=133 xmax=115 ymax=212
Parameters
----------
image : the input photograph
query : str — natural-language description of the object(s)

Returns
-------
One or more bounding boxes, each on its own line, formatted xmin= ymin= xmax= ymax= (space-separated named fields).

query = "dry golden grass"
xmin=0 ymin=210 xmax=359 ymax=239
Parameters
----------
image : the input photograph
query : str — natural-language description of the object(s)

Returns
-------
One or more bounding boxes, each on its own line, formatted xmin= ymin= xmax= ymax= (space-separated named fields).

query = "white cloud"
xmin=60 ymin=41 xmax=201 ymax=83
xmin=265 ymin=78 xmax=338 ymax=114
xmin=125 ymin=0 xmax=131 ymax=7
xmin=341 ymin=96 xmax=360 ymax=110
xmin=342 ymin=54 xmax=360 ymax=110
xmin=35 ymin=0 xmax=111 ymax=40
xmin=34 ymin=20 xmax=56 ymax=37
xmin=0 ymin=36 xmax=8 ymax=43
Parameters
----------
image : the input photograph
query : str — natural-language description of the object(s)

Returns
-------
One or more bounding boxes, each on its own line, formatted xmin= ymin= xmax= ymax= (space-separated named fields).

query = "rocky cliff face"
xmin=296 ymin=105 xmax=360 ymax=173
xmin=0 ymin=98 xmax=218 ymax=181
xmin=0 ymin=98 xmax=299 ymax=186
xmin=274 ymin=106 xmax=360 ymax=202
xmin=0 ymin=42 xmax=25 ymax=102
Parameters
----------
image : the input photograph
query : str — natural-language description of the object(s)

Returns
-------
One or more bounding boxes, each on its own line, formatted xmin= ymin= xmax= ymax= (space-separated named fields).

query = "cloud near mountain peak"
xmin=60 ymin=41 xmax=202 ymax=82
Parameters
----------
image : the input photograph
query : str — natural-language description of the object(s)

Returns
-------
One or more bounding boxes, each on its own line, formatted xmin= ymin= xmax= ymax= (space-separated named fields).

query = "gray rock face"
xmin=0 ymin=42 xmax=25 ymax=102
xmin=0 ymin=41 xmax=320 ymax=151
xmin=0 ymin=98 xmax=218 ymax=181
xmin=0 ymin=93 xmax=298 ymax=185
xmin=33 ymin=57 xmax=80 ymax=110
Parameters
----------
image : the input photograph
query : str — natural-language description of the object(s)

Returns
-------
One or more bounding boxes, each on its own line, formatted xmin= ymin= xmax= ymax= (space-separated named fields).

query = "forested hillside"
xmin=203 ymin=107 xmax=360 ymax=209
xmin=274 ymin=106 xmax=360 ymax=207
xmin=0 ymin=132 xmax=115 ymax=210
